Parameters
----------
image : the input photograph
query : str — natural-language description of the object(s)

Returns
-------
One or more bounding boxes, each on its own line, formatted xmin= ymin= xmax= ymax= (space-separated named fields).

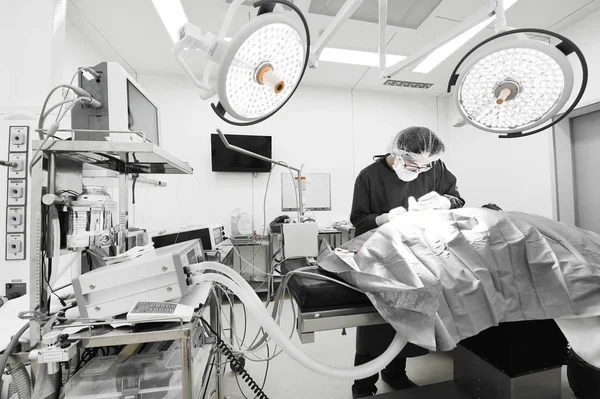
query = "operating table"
xmin=281 ymin=258 xmax=569 ymax=399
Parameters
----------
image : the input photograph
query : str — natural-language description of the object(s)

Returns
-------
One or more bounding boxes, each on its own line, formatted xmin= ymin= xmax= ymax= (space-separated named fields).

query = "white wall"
xmin=559 ymin=8 xmax=600 ymax=106
xmin=439 ymin=96 xmax=554 ymax=216
xmin=62 ymin=21 xmax=118 ymax=83
xmin=133 ymin=74 xmax=438 ymax=234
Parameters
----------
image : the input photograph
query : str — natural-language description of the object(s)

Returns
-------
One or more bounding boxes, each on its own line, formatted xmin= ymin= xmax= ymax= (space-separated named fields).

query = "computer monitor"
xmin=71 ymin=62 xmax=161 ymax=144
xmin=211 ymin=133 xmax=272 ymax=173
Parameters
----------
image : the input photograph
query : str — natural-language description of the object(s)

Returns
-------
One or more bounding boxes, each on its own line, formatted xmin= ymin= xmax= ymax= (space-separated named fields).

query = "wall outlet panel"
xmin=8 ymin=153 xmax=27 ymax=179
xmin=6 ymin=206 xmax=26 ymax=233
xmin=7 ymin=179 xmax=26 ymax=206
xmin=6 ymin=233 xmax=25 ymax=260
xmin=9 ymin=126 xmax=29 ymax=152
xmin=6 ymin=125 xmax=29 ymax=261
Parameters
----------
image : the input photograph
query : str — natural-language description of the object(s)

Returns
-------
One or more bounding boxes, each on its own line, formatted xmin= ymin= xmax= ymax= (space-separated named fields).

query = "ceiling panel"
xmin=309 ymin=0 xmax=442 ymax=29
xmin=66 ymin=0 xmax=600 ymax=96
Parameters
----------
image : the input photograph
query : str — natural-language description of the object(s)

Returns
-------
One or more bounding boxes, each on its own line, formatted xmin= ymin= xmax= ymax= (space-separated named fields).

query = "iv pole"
xmin=216 ymin=129 xmax=304 ymax=221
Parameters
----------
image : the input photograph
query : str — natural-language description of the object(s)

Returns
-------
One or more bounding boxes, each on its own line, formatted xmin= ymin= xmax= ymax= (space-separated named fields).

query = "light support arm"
xmin=310 ymin=0 xmax=366 ymax=68
xmin=216 ymin=129 xmax=305 ymax=220
xmin=381 ymin=0 xmax=497 ymax=78
xmin=173 ymin=23 xmax=228 ymax=98
xmin=218 ymin=0 xmax=246 ymax=39
xmin=494 ymin=0 xmax=507 ymax=32
xmin=378 ymin=0 xmax=388 ymax=72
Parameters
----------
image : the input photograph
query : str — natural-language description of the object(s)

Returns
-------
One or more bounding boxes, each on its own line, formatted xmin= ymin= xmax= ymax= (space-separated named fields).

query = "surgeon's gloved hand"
xmin=389 ymin=206 xmax=407 ymax=220
xmin=410 ymin=192 xmax=451 ymax=211
xmin=375 ymin=213 xmax=389 ymax=226
xmin=376 ymin=207 xmax=406 ymax=226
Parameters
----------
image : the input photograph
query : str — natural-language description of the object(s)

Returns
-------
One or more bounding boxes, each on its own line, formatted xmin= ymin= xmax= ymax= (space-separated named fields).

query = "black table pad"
xmin=281 ymin=258 xmax=373 ymax=312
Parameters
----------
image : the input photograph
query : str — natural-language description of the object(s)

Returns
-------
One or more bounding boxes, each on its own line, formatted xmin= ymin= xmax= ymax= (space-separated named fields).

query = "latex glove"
xmin=376 ymin=206 xmax=406 ymax=226
xmin=389 ymin=206 xmax=407 ymax=220
xmin=408 ymin=196 xmax=419 ymax=211
xmin=411 ymin=192 xmax=451 ymax=211
xmin=375 ymin=213 xmax=390 ymax=226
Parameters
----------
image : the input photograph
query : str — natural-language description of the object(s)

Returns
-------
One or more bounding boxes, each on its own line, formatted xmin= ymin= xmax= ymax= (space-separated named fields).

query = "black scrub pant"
xmin=354 ymin=324 xmax=429 ymax=388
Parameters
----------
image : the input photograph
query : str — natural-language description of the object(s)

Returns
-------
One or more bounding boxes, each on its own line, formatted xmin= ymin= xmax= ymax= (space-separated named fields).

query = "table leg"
xmin=181 ymin=334 xmax=192 ymax=399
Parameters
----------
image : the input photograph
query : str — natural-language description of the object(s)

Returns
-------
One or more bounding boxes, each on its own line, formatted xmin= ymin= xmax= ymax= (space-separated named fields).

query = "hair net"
xmin=391 ymin=127 xmax=445 ymax=164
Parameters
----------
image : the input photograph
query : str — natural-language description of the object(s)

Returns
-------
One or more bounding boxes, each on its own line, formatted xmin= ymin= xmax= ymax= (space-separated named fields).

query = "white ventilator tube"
xmin=189 ymin=262 xmax=407 ymax=380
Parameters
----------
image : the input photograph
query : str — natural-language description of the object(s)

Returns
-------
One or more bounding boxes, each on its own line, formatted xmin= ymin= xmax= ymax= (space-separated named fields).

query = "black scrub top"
xmin=350 ymin=155 xmax=465 ymax=236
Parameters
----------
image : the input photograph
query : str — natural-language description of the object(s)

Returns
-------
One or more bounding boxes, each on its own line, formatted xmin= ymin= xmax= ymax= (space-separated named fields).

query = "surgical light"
xmin=217 ymin=13 xmax=306 ymax=121
xmin=168 ymin=0 xmax=310 ymax=126
xmin=448 ymin=28 xmax=588 ymax=138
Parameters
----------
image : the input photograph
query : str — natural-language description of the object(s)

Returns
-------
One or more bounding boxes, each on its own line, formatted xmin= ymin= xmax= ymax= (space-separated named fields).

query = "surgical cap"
xmin=392 ymin=126 xmax=445 ymax=163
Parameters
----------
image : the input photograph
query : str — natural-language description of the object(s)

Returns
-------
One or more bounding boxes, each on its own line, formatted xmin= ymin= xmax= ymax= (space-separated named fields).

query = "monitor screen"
xmin=211 ymin=134 xmax=272 ymax=172
xmin=127 ymin=79 xmax=159 ymax=145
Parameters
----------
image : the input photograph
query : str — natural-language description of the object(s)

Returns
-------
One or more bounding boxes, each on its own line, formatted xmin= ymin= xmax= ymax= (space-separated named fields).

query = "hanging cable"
xmin=200 ymin=318 xmax=269 ymax=399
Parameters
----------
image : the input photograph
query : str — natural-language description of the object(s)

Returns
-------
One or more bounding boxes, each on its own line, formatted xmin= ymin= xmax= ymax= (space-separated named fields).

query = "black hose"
xmin=8 ymin=383 xmax=18 ymax=399
xmin=200 ymin=318 xmax=269 ymax=399
xmin=10 ymin=362 xmax=32 ymax=399
xmin=0 ymin=323 xmax=29 ymax=394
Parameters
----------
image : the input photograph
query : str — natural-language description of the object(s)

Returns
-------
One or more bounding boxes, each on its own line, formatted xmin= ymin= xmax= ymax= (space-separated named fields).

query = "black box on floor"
xmin=459 ymin=320 xmax=568 ymax=377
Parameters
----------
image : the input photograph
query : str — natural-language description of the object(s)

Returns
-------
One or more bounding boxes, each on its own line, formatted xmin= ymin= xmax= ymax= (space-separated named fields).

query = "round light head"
xmin=217 ymin=12 xmax=306 ymax=122
xmin=455 ymin=39 xmax=575 ymax=134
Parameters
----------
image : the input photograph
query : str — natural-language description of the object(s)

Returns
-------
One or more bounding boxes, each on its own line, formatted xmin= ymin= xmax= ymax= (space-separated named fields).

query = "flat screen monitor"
xmin=127 ymin=79 xmax=160 ymax=145
xmin=211 ymin=134 xmax=272 ymax=173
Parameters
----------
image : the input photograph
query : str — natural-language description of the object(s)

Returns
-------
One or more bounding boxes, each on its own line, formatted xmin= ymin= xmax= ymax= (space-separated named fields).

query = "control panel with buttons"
xmin=127 ymin=301 xmax=195 ymax=322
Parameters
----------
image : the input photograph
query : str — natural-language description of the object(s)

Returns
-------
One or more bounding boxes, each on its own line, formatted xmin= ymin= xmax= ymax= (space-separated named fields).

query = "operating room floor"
xmin=219 ymin=299 xmax=577 ymax=399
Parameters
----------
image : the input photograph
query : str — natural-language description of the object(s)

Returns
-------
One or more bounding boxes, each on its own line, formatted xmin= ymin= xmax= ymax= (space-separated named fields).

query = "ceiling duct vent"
xmin=224 ymin=0 xmax=441 ymax=29
xmin=383 ymin=80 xmax=433 ymax=89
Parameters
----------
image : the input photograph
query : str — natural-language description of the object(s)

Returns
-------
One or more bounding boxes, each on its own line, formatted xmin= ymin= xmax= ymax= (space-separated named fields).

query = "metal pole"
xmin=181 ymin=333 xmax=192 ymax=399
xmin=48 ymin=153 xmax=56 ymax=193
xmin=29 ymin=150 xmax=44 ymax=347
xmin=216 ymin=129 xmax=301 ymax=173
xmin=310 ymin=0 xmax=366 ymax=64
xmin=217 ymin=128 xmax=305 ymax=221
xmin=297 ymin=169 xmax=304 ymax=221
xmin=378 ymin=0 xmax=388 ymax=72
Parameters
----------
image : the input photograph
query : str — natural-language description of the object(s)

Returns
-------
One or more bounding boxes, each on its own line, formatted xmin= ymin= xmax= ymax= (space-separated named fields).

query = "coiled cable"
xmin=200 ymin=318 xmax=269 ymax=399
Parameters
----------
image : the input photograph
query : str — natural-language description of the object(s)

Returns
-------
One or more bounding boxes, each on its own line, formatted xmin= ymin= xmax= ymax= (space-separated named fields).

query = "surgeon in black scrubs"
xmin=349 ymin=126 xmax=465 ymax=398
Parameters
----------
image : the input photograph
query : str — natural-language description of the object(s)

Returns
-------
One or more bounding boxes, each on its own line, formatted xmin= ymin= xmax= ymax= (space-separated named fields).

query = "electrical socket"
xmin=8 ymin=153 xmax=27 ymax=178
xmin=6 ymin=233 xmax=25 ymax=260
xmin=7 ymin=207 xmax=25 ymax=233
xmin=7 ymin=180 xmax=26 ymax=205
xmin=9 ymin=126 xmax=29 ymax=152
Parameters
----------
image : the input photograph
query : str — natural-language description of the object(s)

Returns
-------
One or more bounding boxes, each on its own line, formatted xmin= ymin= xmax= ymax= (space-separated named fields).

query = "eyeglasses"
xmin=396 ymin=155 xmax=432 ymax=173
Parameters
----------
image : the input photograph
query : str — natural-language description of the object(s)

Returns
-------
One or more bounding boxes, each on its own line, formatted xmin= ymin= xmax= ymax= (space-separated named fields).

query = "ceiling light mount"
xmin=494 ymin=80 xmax=520 ymax=104
xmin=447 ymin=28 xmax=588 ymax=139
xmin=254 ymin=62 xmax=285 ymax=94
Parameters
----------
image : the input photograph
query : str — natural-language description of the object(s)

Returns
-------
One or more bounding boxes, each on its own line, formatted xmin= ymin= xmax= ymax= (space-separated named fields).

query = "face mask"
xmin=393 ymin=158 xmax=419 ymax=181
xmin=395 ymin=168 xmax=419 ymax=182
